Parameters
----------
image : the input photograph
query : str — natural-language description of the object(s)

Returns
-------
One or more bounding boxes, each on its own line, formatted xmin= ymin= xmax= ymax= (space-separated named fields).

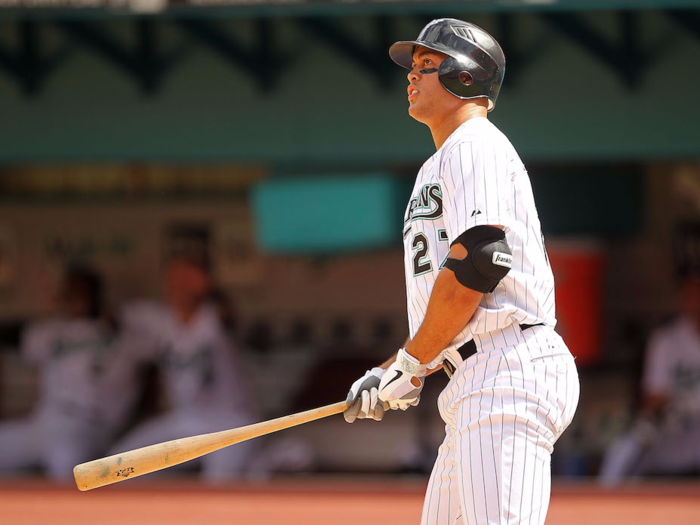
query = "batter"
xmin=345 ymin=19 xmax=580 ymax=525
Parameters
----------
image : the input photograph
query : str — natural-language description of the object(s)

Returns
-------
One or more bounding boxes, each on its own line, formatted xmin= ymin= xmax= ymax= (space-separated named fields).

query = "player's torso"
xmin=660 ymin=318 xmax=700 ymax=403
xmin=146 ymin=305 xmax=241 ymax=412
xmin=402 ymin=119 xmax=558 ymax=361
xmin=30 ymin=319 xmax=115 ymax=418
xmin=402 ymin=156 xmax=450 ymax=336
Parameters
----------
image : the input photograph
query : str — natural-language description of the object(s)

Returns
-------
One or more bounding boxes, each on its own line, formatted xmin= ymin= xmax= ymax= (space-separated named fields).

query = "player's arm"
xmin=373 ymin=245 xmax=482 ymax=368
xmin=402 ymin=243 xmax=482 ymax=364
xmin=21 ymin=321 xmax=54 ymax=365
xmin=377 ymin=340 xmax=443 ymax=373
xmin=639 ymin=328 xmax=674 ymax=419
xmin=344 ymin=225 xmax=511 ymax=422
xmin=376 ymin=225 xmax=512 ymax=408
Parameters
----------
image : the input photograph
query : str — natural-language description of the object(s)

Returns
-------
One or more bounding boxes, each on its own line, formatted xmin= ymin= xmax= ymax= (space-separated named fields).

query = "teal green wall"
xmin=1 ymin=14 xmax=699 ymax=164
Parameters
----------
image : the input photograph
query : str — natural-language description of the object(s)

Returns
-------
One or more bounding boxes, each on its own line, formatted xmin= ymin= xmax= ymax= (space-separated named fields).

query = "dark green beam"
xmin=666 ymin=8 xmax=700 ymax=43
xmin=177 ymin=18 xmax=289 ymax=91
xmin=0 ymin=20 xmax=72 ymax=96
xmin=2 ymin=1 xmax=700 ymax=22
xmin=298 ymin=16 xmax=395 ymax=90
xmin=540 ymin=11 xmax=646 ymax=89
xmin=57 ymin=18 xmax=177 ymax=94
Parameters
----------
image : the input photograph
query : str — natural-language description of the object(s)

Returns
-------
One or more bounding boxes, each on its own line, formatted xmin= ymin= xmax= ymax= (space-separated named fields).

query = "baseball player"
xmin=0 ymin=266 xmax=141 ymax=481
xmin=344 ymin=19 xmax=580 ymax=525
xmin=600 ymin=272 xmax=700 ymax=485
xmin=109 ymin=254 xmax=256 ymax=483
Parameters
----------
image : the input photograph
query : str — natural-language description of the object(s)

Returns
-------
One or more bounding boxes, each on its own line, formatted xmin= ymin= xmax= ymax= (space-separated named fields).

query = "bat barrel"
xmin=74 ymin=400 xmax=349 ymax=491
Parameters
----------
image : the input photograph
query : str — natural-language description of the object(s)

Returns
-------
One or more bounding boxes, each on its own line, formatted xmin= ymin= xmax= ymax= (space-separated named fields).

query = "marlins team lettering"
xmin=404 ymin=184 xmax=448 ymax=277
xmin=404 ymin=184 xmax=443 ymax=231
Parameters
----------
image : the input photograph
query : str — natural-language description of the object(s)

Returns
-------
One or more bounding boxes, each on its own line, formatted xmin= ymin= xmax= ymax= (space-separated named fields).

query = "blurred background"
xmin=1 ymin=0 xmax=700 ymax=523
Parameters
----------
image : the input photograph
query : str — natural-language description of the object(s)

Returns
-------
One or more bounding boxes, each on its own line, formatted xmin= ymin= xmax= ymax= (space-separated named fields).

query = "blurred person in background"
xmin=600 ymin=272 xmax=700 ymax=485
xmin=109 ymin=253 xmax=256 ymax=483
xmin=0 ymin=266 xmax=140 ymax=482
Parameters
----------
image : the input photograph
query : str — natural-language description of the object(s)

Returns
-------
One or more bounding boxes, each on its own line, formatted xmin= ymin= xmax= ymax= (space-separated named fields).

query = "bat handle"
xmin=295 ymin=400 xmax=350 ymax=420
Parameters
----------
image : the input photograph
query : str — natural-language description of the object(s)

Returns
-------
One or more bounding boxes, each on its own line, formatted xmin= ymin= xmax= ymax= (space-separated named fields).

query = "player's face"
xmin=406 ymin=47 xmax=463 ymax=125
xmin=165 ymin=260 xmax=210 ymax=310
xmin=681 ymin=275 xmax=700 ymax=320
xmin=59 ymin=278 xmax=90 ymax=318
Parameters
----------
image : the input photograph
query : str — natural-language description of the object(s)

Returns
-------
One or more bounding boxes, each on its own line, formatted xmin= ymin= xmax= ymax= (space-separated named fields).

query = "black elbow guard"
xmin=444 ymin=226 xmax=513 ymax=293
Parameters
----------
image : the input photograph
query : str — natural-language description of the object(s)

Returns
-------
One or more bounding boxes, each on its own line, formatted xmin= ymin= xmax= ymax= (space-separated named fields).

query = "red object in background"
xmin=548 ymin=246 xmax=605 ymax=366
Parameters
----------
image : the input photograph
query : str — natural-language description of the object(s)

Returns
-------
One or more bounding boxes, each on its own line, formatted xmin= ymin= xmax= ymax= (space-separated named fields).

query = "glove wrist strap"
xmin=396 ymin=348 xmax=427 ymax=377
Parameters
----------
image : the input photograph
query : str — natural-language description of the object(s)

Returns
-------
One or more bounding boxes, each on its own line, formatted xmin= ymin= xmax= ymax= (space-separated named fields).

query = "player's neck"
xmin=429 ymin=103 xmax=488 ymax=150
xmin=689 ymin=314 xmax=700 ymax=335
xmin=173 ymin=301 xmax=201 ymax=325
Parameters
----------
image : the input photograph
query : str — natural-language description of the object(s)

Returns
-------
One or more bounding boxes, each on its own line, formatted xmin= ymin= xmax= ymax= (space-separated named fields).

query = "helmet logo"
xmin=452 ymin=26 xmax=476 ymax=43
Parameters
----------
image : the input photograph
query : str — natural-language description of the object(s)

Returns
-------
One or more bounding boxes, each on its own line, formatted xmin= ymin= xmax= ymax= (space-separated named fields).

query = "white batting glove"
xmin=378 ymin=349 xmax=427 ymax=411
xmin=344 ymin=367 xmax=391 ymax=423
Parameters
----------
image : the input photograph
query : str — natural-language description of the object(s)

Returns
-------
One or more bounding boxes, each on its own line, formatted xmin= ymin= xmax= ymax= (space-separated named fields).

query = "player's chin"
xmin=407 ymin=103 xmax=428 ymax=123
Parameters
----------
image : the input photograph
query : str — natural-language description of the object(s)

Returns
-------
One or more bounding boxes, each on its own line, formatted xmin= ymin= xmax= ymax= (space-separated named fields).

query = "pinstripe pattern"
xmin=422 ymin=327 xmax=579 ymax=525
xmin=402 ymin=117 xmax=555 ymax=371
xmin=403 ymin=117 xmax=579 ymax=524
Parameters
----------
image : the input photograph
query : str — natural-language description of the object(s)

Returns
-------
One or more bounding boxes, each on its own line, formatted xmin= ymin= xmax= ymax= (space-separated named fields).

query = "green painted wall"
xmin=0 ymin=13 xmax=698 ymax=164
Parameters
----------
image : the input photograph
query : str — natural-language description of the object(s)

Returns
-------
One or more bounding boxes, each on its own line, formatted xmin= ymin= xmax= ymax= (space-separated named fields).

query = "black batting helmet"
xmin=389 ymin=18 xmax=506 ymax=111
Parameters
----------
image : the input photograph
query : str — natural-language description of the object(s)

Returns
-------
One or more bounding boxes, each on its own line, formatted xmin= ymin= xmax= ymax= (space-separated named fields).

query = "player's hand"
xmin=344 ymin=367 xmax=391 ymax=423
xmin=378 ymin=349 xmax=427 ymax=411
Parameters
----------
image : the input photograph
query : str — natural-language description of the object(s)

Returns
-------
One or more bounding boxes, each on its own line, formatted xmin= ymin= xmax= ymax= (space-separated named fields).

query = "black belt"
xmin=443 ymin=323 xmax=545 ymax=378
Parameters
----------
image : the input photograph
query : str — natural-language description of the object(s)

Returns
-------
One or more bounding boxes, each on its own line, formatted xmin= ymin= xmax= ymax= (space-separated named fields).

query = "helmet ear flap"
xmin=459 ymin=71 xmax=473 ymax=86
xmin=438 ymin=55 xmax=495 ymax=109
xmin=438 ymin=56 xmax=475 ymax=99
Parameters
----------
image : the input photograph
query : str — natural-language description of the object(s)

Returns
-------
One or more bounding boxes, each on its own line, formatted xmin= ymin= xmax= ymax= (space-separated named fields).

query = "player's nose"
xmin=407 ymin=68 xmax=420 ymax=82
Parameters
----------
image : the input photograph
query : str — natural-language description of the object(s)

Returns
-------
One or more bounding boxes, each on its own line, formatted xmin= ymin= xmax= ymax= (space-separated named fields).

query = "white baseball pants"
xmin=421 ymin=326 xmax=579 ymax=525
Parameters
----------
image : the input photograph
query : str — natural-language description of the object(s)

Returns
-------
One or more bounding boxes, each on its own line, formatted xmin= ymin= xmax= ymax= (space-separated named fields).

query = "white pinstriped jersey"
xmin=643 ymin=316 xmax=700 ymax=414
xmin=402 ymin=117 xmax=556 ymax=366
xmin=22 ymin=319 xmax=140 ymax=429
xmin=121 ymin=301 xmax=250 ymax=415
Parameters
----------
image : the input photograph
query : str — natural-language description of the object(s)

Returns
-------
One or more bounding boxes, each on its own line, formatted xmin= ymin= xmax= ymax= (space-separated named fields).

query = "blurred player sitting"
xmin=109 ymin=253 xmax=256 ymax=483
xmin=0 ymin=266 xmax=139 ymax=482
xmin=600 ymin=272 xmax=700 ymax=485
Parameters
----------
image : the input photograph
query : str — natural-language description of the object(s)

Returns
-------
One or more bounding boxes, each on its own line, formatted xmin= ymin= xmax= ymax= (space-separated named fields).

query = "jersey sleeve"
xmin=439 ymin=140 xmax=513 ymax=243
xmin=118 ymin=301 xmax=162 ymax=361
xmin=642 ymin=328 xmax=673 ymax=396
xmin=21 ymin=321 xmax=56 ymax=365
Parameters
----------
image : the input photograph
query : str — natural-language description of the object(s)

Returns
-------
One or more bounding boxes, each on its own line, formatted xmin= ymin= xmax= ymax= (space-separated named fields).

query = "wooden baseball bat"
xmin=74 ymin=400 xmax=349 ymax=491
